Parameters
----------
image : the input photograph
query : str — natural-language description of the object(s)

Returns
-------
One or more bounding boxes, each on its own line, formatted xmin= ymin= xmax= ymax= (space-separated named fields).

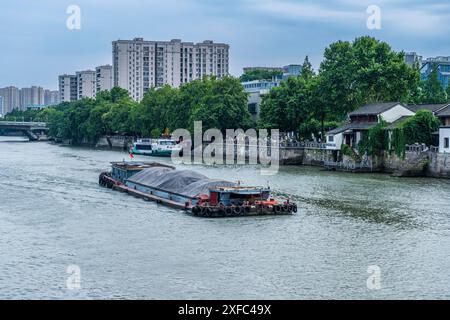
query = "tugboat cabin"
xmin=208 ymin=187 xmax=271 ymax=206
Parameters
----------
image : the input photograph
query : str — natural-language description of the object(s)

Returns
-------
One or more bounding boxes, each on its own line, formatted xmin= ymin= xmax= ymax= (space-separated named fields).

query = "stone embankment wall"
xmin=428 ymin=152 xmax=450 ymax=178
xmin=279 ymin=148 xmax=305 ymax=165
xmin=302 ymin=148 xmax=334 ymax=166
xmin=294 ymin=147 xmax=450 ymax=179
xmin=95 ymin=136 xmax=132 ymax=150
xmin=383 ymin=151 xmax=430 ymax=177
xmin=381 ymin=150 xmax=450 ymax=178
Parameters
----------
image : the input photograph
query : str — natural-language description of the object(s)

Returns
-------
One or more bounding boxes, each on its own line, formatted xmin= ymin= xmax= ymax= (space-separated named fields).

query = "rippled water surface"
xmin=1 ymin=137 xmax=450 ymax=299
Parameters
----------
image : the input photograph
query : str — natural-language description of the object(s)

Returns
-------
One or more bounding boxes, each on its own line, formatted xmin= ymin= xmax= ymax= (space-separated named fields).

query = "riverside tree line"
xmin=3 ymin=36 xmax=450 ymax=146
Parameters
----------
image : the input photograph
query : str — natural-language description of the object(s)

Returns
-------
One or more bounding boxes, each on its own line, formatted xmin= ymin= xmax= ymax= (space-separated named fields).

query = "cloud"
xmin=245 ymin=0 xmax=362 ymax=21
xmin=383 ymin=8 xmax=449 ymax=34
xmin=244 ymin=0 xmax=450 ymax=35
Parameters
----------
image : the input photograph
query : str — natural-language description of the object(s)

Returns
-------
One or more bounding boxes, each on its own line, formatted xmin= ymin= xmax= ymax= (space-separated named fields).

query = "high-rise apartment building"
xmin=112 ymin=38 xmax=229 ymax=101
xmin=0 ymin=96 xmax=4 ymax=116
xmin=0 ymin=86 xmax=20 ymax=114
xmin=59 ymin=74 xmax=78 ymax=102
xmin=19 ymin=86 xmax=45 ymax=109
xmin=44 ymin=90 xmax=60 ymax=106
xmin=404 ymin=52 xmax=423 ymax=67
xmin=19 ymin=87 xmax=33 ymax=109
xmin=76 ymin=70 xmax=96 ymax=99
xmin=32 ymin=86 xmax=45 ymax=106
xmin=96 ymin=65 xmax=113 ymax=94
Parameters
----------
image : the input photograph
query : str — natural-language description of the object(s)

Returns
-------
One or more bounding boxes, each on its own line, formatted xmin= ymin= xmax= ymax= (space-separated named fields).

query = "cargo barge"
xmin=99 ymin=161 xmax=297 ymax=217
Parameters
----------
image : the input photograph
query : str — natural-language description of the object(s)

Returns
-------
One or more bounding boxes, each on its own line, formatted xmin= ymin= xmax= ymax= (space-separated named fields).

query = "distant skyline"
xmin=1 ymin=0 xmax=450 ymax=90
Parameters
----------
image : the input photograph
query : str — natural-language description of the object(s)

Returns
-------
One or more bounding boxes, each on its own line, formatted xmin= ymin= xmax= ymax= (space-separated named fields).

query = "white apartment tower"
xmin=0 ymin=86 xmax=20 ymax=114
xmin=76 ymin=70 xmax=96 ymax=99
xmin=96 ymin=65 xmax=113 ymax=94
xmin=19 ymin=87 xmax=33 ymax=109
xmin=112 ymin=38 xmax=229 ymax=101
xmin=59 ymin=74 xmax=78 ymax=102
xmin=44 ymin=90 xmax=60 ymax=106
xmin=0 ymin=96 xmax=4 ymax=116
xmin=20 ymin=86 xmax=45 ymax=109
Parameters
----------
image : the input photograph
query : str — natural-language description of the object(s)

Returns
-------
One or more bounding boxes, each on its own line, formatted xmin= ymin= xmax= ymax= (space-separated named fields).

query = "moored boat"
xmin=99 ymin=161 xmax=297 ymax=217
xmin=130 ymin=138 xmax=181 ymax=157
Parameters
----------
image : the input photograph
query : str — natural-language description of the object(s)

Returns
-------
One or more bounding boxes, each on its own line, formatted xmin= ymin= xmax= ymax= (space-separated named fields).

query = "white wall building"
xmin=59 ymin=75 xmax=78 ymax=103
xmin=44 ymin=90 xmax=60 ymax=106
xmin=19 ymin=87 xmax=33 ymax=109
xmin=241 ymin=80 xmax=281 ymax=121
xmin=439 ymin=127 xmax=450 ymax=153
xmin=113 ymin=38 xmax=229 ymax=101
xmin=0 ymin=96 xmax=4 ymax=116
xmin=0 ymin=86 xmax=20 ymax=114
xmin=76 ymin=70 xmax=96 ymax=99
xmin=96 ymin=65 xmax=113 ymax=94
xmin=326 ymin=102 xmax=415 ymax=150
xmin=20 ymin=86 xmax=45 ymax=109
xmin=32 ymin=86 xmax=45 ymax=106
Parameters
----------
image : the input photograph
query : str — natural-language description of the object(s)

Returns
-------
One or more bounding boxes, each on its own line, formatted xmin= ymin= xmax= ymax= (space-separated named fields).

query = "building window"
xmin=328 ymin=135 xmax=334 ymax=142
xmin=445 ymin=137 xmax=449 ymax=149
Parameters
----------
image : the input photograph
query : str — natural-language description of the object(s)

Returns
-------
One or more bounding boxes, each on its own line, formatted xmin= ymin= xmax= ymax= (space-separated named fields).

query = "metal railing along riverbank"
xmin=324 ymin=160 xmax=373 ymax=171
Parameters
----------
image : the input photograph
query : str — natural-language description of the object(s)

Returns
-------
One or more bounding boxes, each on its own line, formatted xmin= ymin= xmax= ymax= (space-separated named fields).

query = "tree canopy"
xmin=2 ymin=77 xmax=252 ymax=145
xmin=318 ymin=36 xmax=419 ymax=119
xmin=420 ymin=65 xmax=448 ymax=104
xmin=239 ymin=69 xmax=283 ymax=82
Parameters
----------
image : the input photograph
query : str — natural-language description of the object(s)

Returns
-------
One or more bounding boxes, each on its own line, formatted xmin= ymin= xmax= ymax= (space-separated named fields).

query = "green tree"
xmin=259 ymin=76 xmax=313 ymax=132
xmin=137 ymin=85 xmax=179 ymax=135
xmin=4 ymin=108 xmax=40 ymax=122
xmin=391 ymin=110 xmax=441 ymax=157
xmin=190 ymin=77 xmax=252 ymax=131
xmin=96 ymin=87 xmax=130 ymax=103
xmin=357 ymin=121 xmax=388 ymax=156
xmin=402 ymin=109 xmax=441 ymax=146
xmin=298 ymin=119 xmax=339 ymax=140
xmin=103 ymin=100 xmax=134 ymax=134
xmin=300 ymin=55 xmax=314 ymax=81
xmin=447 ymin=83 xmax=450 ymax=101
xmin=175 ymin=79 xmax=211 ymax=130
xmin=318 ymin=36 xmax=419 ymax=120
xmin=239 ymin=69 xmax=283 ymax=82
xmin=421 ymin=65 xmax=447 ymax=104
xmin=39 ymin=108 xmax=65 ymax=138
xmin=84 ymin=103 xmax=111 ymax=142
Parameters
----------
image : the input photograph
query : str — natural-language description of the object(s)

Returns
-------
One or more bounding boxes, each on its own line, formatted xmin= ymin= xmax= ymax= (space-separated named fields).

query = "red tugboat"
xmin=99 ymin=161 xmax=297 ymax=217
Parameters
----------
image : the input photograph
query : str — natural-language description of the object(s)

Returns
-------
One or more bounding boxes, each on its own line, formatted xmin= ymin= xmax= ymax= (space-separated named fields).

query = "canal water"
xmin=1 ymin=137 xmax=450 ymax=299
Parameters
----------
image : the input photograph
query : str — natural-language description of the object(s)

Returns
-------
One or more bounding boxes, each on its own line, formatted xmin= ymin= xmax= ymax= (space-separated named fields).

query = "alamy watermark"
xmin=367 ymin=5 xmax=381 ymax=30
xmin=66 ymin=264 xmax=81 ymax=290
xmin=171 ymin=121 xmax=280 ymax=175
xmin=366 ymin=265 xmax=381 ymax=290
xmin=66 ymin=5 xmax=81 ymax=30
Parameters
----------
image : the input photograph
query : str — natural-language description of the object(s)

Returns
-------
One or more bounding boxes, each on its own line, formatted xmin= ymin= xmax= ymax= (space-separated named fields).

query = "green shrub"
xmin=391 ymin=110 xmax=440 ymax=157
xmin=341 ymin=144 xmax=353 ymax=156
xmin=150 ymin=128 xmax=162 ymax=138
xmin=357 ymin=121 xmax=388 ymax=156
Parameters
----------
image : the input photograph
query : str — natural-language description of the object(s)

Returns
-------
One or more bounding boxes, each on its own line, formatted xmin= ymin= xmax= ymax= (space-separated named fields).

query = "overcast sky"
xmin=1 ymin=0 xmax=450 ymax=90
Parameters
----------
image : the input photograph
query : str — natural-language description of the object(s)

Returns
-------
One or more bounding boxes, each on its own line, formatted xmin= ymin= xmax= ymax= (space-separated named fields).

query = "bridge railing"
xmin=0 ymin=121 xmax=47 ymax=127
